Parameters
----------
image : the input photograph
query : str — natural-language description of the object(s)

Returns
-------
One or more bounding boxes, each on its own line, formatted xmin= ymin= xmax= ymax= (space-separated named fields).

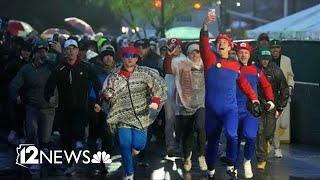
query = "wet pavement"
xmin=0 ymin=131 xmax=320 ymax=180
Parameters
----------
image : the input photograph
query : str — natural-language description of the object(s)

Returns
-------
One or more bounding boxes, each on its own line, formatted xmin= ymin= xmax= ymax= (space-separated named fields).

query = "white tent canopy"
xmin=165 ymin=26 xmax=213 ymax=40
xmin=246 ymin=4 xmax=320 ymax=40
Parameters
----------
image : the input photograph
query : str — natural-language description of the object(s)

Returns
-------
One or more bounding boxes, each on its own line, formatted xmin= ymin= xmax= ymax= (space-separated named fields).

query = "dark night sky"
xmin=0 ymin=0 xmax=121 ymax=36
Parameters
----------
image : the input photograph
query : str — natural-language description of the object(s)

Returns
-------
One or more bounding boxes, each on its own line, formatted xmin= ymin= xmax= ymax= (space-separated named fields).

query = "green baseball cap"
xmin=33 ymin=40 xmax=49 ymax=53
xmin=258 ymin=47 xmax=272 ymax=60
xmin=269 ymin=39 xmax=281 ymax=48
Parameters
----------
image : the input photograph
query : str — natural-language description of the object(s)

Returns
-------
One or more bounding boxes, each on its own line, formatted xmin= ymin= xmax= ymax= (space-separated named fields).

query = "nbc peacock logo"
xmin=91 ymin=151 xmax=112 ymax=164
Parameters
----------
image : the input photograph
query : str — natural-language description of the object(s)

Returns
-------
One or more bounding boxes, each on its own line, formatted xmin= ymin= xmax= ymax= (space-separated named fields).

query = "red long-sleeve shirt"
xmin=199 ymin=29 xmax=258 ymax=101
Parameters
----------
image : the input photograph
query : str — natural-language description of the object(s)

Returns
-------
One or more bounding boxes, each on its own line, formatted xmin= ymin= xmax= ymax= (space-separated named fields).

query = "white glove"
xmin=149 ymin=102 xmax=159 ymax=110
xmin=275 ymin=108 xmax=284 ymax=119
xmin=267 ymin=101 xmax=275 ymax=111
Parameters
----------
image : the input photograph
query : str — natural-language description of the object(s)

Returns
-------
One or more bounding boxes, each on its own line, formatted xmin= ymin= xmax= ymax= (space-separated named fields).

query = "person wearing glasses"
xmin=100 ymin=46 xmax=167 ymax=180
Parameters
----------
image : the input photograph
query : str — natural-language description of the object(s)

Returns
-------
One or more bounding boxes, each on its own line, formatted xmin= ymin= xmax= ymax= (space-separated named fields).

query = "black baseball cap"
xmin=134 ymin=38 xmax=150 ymax=48
xmin=269 ymin=39 xmax=281 ymax=48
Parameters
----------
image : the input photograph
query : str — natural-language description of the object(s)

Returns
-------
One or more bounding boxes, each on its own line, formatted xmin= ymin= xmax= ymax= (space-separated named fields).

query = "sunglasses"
xmin=123 ymin=53 xmax=138 ymax=58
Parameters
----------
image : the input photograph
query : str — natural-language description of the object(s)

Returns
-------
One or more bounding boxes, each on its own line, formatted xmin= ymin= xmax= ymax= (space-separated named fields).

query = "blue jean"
xmin=117 ymin=128 xmax=147 ymax=176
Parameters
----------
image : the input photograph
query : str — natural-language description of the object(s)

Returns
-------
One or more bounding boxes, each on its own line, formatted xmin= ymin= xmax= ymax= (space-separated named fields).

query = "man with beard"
xmin=9 ymin=40 xmax=56 ymax=171
xmin=200 ymin=12 xmax=259 ymax=180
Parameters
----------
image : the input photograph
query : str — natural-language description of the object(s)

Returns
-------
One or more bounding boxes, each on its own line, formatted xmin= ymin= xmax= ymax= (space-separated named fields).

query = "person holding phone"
xmin=200 ymin=10 xmax=259 ymax=180
xmin=47 ymin=33 xmax=62 ymax=62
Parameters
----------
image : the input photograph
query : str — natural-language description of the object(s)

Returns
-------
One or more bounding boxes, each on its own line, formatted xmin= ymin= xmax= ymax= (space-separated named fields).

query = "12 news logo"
xmin=16 ymin=144 xmax=112 ymax=168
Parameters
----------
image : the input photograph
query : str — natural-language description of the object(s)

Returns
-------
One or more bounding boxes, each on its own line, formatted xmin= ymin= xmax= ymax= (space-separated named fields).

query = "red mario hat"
xmin=167 ymin=38 xmax=182 ymax=51
xmin=235 ymin=42 xmax=253 ymax=53
xmin=121 ymin=46 xmax=140 ymax=56
xmin=215 ymin=34 xmax=233 ymax=47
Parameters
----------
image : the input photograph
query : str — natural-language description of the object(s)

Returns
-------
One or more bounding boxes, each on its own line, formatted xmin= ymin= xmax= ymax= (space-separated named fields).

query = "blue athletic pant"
xmin=234 ymin=109 xmax=259 ymax=169
xmin=205 ymin=109 xmax=238 ymax=170
xmin=117 ymin=128 xmax=147 ymax=176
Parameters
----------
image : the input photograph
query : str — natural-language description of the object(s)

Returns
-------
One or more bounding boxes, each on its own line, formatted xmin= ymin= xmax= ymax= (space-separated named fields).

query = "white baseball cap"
xmin=64 ymin=39 xmax=78 ymax=48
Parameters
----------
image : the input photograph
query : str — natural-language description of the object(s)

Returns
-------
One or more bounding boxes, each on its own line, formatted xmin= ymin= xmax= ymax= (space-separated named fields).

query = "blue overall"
xmin=234 ymin=65 xmax=260 ymax=169
xmin=205 ymin=57 xmax=240 ymax=169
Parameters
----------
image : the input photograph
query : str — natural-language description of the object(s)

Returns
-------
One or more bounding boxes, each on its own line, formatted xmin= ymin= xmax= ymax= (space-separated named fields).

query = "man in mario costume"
xmin=200 ymin=11 xmax=259 ymax=180
xmin=234 ymin=42 xmax=275 ymax=178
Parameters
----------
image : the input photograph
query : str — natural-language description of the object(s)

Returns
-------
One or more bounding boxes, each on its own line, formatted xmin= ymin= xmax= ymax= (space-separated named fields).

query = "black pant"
xmin=9 ymin=103 xmax=26 ymax=136
xmin=181 ymin=107 xmax=206 ymax=158
xmin=87 ymin=107 xmax=114 ymax=156
xmin=59 ymin=110 xmax=87 ymax=153
xmin=256 ymin=108 xmax=277 ymax=162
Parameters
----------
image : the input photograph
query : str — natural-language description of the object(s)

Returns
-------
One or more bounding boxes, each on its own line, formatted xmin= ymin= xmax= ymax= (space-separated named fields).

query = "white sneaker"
xmin=132 ymin=149 xmax=140 ymax=155
xmin=123 ymin=174 xmax=134 ymax=180
xmin=207 ymin=169 xmax=215 ymax=179
xmin=243 ymin=159 xmax=253 ymax=178
xmin=274 ymin=149 xmax=283 ymax=158
xmin=53 ymin=131 xmax=60 ymax=136
xmin=198 ymin=155 xmax=208 ymax=171
xmin=226 ymin=166 xmax=238 ymax=179
xmin=184 ymin=152 xmax=192 ymax=172
xmin=75 ymin=141 xmax=84 ymax=149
